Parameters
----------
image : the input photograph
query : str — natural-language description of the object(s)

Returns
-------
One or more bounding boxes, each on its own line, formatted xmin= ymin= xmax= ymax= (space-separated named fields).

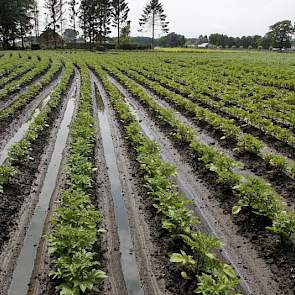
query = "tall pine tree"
xmin=111 ymin=0 xmax=129 ymax=45
xmin=69 ymin=0 xmax=78 ymax=43
xmin=139 ymin=0 xmax=169 ymax=47
xmin=97 ymin=0 xmax=112 ymax=44
xmin=44 ymin=0 xmax=62 ymax=48
xmin=80 ymin=0 xmax=111 ymax=46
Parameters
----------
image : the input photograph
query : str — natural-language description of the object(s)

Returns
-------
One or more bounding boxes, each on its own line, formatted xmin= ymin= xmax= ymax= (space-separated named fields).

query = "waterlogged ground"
xmin=0 ymin=50 xmax=294 ymax=295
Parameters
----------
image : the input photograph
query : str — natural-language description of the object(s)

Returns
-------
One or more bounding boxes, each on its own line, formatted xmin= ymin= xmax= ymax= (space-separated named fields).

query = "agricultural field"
xmin=0 ymin=50 xmax=294 ymax=295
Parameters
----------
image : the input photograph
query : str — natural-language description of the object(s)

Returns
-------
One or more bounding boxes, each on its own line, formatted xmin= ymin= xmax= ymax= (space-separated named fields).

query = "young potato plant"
xmin=235 ymin=134 xmax=265 ymax=154
xmin=232 ymin=176 xmax=284 ymax=218
xmin=0 ymin=163 xmax=17 ymax=192
xmin=263 ymin=153 xmax=288 ymax=173
xmin=195 ymin=269 xmax=241 ymax=295
xmin=267 ymin=211 xmax=295 ymax=242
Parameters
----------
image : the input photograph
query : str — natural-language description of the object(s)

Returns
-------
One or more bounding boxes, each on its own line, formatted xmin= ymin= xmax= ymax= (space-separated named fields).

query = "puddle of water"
xmin=8 ymin=76 xmax=79 ymax=295
xmin=91 ymin=73 xmax=143 ymax=295
xmin=0 ymin=95 xmax=51 ymax=165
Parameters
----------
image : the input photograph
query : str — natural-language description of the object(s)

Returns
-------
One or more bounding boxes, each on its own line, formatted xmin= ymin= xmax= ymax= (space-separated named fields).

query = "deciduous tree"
xmin=269 ymin=20 xmax=294 ymax=49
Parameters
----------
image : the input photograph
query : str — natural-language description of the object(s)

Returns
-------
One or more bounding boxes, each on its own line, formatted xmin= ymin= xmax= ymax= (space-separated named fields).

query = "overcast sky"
xmin=39 ymin=0 xmax=295 ymax=38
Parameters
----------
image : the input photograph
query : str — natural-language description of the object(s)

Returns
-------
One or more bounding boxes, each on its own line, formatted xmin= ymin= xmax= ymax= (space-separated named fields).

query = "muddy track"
xmin=118 ymin=74 xmax=295 ymax=209
xmin=91 ymin=71 xmax=169 ymax=295
xmin=126 ymin=68 xmax=295 ymax=159
xmin=92 ymin=82 xmax=127 ymax=295
xmin=108 ymin=74 xmax=295 ymax=295
xmin=0 ymin=69 xmax=78 ymax=295
xmin=0 ymin=67 xmax=64 ymax=150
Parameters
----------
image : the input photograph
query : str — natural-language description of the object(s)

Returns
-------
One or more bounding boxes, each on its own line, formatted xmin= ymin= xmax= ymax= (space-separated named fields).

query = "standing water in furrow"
xmin=7 ymin=73 xmax=79 ymax=295
xmin=91 ymin=75 xmax=143 ymax=295
xmin=0 ymin=68 xmax=64 ymax=154
xmin=0 ymin=94 xmax=51 ymax=165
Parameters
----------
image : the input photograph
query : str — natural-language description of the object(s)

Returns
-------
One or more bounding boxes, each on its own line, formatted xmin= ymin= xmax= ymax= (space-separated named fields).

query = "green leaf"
xmin=223 ymin=264 xmax=237 ymax=279
xmin=205 ymin=252 xmax=216 ymax=260
xmin=232 ymin=205 xmax=242 ymax=215
xmin=181 ymin=271 xmax=189 ymax=280
xmin=170 ymin=253 xmax=185 ymax=263
xmin=60 ymin=284 xmax=79 ymax=295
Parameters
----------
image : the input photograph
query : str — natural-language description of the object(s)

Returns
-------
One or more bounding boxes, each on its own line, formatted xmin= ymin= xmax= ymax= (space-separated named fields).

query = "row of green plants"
xmin=162 ymin=54 xmax=295 ymax=93
xmin=0 ymin=57 xmax=37 ymax=89
xmin=181 ymin=61 xmax=294 ymax=126
xmin=47 ymin=61 xmax=106 ymax=294
xmin=0 ymin=56 xmax=51 ymax=100
xmin=126 ymin=57 xmax=295 ymax=138
xmin=0 ymin=54 xmax=21 ymax=78
xmin=131 ymin=54 xmax=294 ymax=130
xmin=102 ymin=63 xmax=295 ymax=242
xmin=0 ymin=59 xmax=63 ymax=121
xmin=114 ymin=63 xmax=295 ymax=180
xmin=152 ymin=62 xmax=294 ymax=128
xmin=92 ymin=62 xmax=240 ymax=295
xmin=190 ymin=57 xmax=295 ymax=91
xmin=0 ymin=60 xmax=73 ymax=192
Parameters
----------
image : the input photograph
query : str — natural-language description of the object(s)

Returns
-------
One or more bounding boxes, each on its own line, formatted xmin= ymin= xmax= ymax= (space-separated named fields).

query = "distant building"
xmin=39 ymin=28 xmax=63 ymax=49
xmin=197 ymin=42 xmax=209 ymax=48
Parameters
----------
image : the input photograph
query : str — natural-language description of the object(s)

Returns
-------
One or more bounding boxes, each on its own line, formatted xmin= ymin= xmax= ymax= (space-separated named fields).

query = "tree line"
xmin=208 ymin=20 xmax=294 ymax=49
xmin=0 ymin=0 xmax=294 ymax=50
xmin=0 ymin=0 xmax=169 ymax=49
